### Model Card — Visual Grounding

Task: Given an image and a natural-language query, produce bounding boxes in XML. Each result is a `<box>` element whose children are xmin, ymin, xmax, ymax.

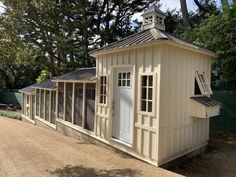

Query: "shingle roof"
<box><xmin>191</xmin><ymin>96</ymin><xmax>221</xmax><ymax>107</ymax></box>
<box><xmin>32</xmin><ymin>79</ymin><xmax>56</xmax><ymax>90</ymax></box>
<box><xmin>52</xmin><ymin>68</ymin><xmax>96</xmax><ymax>82</ymax></box>
<box><xmin>89</xmin><ymin>28</ymin><xmax>215</xmax><ymax>56</ymax></box>
<box><xmin>19</xmin><ymin>83</ymin><xmax>37</xmax><ymax>94</ymax></box>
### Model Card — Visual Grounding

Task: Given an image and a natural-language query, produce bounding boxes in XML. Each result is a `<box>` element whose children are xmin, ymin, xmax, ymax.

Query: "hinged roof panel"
<box><xmin>52</xmin><ymin>68</ymin><xmax>96</xmax><ymax>82</ymax></box>
<box><xmin>191</xmin><ymin>96</ymin><xmax>221</xmax><ymax>107</ymax></box>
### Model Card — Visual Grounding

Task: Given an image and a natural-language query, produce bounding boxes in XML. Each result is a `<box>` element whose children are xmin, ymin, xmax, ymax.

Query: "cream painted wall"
<box><xmin>92</xmin><ymin>41</ymin><xmax>214</xmax><ymax>166</ymax></box>
<box><xmin>158</xmin><ymin>45</ymin><xmax>212</xmax><ymax>165</ymax></box>
<box><xmin>96</xmin><ymin>45</ymin><xmax>162</xmax><ymax>164</ymax></box>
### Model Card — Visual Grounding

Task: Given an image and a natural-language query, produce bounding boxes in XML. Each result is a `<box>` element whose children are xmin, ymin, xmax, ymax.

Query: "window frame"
<box><xmin>195</xmin><ymin>71</ymin><xmax>213</xmax><ymax>95</ymax></box>
<box><xmin>139</xmin><ymin>73</ymin><xmax>156</xmax><ymax>116</ymax></box>
<box><xmin>98</xmin><ymin>75</ymin><xmax>108</xmax><ymax>106</ymax></box>
<box><xmin>117</xmin><ymin>71</ymin><xmax>132</xmax><ymax>88</ymax></box>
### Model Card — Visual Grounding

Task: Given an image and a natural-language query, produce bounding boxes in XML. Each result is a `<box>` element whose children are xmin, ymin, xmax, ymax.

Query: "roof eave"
<box><xmin>166</xmin><ymin>40</ymin><xmax>217</xmax><ymax>57</ymax></box>
<box><xmin>32</xmin><ymin>87</ymin><xmax>57</xmax><ymax>91</ymax></box>
<box><xmin>51</xmin><ymin>79</ymin><xmax>96</xmax><ymax>83</ymax></box>
<box><xmin>19</xmin><ymin>90</ymin><xmax>35</xmax><ymax>95</ymax></box>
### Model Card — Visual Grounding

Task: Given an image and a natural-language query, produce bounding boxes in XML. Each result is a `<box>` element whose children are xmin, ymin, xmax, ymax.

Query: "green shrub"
<box><xmin>0</xmin><ymin>110</ymin><xmax>22</xmax><ymax>120</ymax></box>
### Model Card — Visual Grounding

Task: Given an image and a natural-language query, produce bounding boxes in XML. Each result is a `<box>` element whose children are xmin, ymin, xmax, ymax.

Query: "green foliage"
<box><xmin>36</xmin><ymin>70</ymin><xmax>50</xmax><ymax>83</ymax></box>
<box><xmin>180</xmin><ymin>6</ymin><xmax>236</xmax><ymax>89</ymax></box>
<box><xmin>0</xmin><ymin>0</ymin><xmax>157</xmax><ymax>79</ymax></box>
<box><xmin>0</xmin><ymin>110</ymin><xmax>22</xmax><ymax>120</ymax></box>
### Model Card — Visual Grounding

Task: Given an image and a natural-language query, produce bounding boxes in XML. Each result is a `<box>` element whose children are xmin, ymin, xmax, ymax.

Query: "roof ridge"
<box><xmin>89</xmin><ymin>30</ymin><xmax>148</xmax><ymax>54</ymax></box>
<box><xmin>76</xmin><ymin>67</ymin><xmax>96</xmax><ymax>71</ymax></box>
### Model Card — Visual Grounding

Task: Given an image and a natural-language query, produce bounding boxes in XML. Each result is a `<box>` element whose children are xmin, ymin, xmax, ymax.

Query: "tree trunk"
<box><xmin>232</xmin><ymin>0</ymin><xmax>236</xmax><ymax>5</ymax></box>
<box><xmin>221</xmin><ymin>0</ymin><xmax>229</xmax><ymax>11</ymax></box>
<box><xmin>180</xmin><ymin>0</ymin><xmax>190</xmax><ymax>26</ymax></box>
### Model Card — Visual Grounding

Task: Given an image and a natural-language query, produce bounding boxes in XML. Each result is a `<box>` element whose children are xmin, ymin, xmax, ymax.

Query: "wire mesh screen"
<box><xmin>66</xmin><ymin>83</ymin><xmax>73</xmax><ymax>123</ymax></box>
<box><xmin>74</xmin><ymin>83</ymin><xmax>83</xmax><ymax>126</ymax></box>
<box><xmin>58</xmin><ymin>82</ymin><xmax>64</xmax><ymax>119</ymax></box>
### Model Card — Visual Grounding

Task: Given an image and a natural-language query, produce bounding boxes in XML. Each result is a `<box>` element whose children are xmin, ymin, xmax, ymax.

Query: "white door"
<box><xmin>112</xmin><ymin>68</ymin><xmax>133</xmax><ymax>144</ymax></box>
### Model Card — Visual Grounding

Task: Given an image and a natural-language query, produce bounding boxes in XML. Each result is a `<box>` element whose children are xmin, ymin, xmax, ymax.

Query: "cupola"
<box><xmin>141</xmin><ymin>4</ymin><xmax>166</xmax><ymax>31</ymax></box>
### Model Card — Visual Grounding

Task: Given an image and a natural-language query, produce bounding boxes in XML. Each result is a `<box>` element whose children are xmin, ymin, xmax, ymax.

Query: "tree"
<box><xmin>221</xmin><ymin>0</ymin><xmax>229</xmax><ymax>11</ymax></box>
<box><xmin>180</xmin><ymin>0</ymin><xmax>190</xmax><ymax>26</ymax></box>
<box><xmin>180</xmin><ymin>6</ymin><xmax>236</xmax><ymax>89</ymax></box>
<box><xmin>0</xmin><ymin>0</ymin><xmax>157</xmax><ymax>79</ymax></box>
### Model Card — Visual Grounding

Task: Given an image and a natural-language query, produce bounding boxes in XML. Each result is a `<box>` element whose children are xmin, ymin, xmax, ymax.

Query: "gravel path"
<box><xmin>0</xmin><ymin>117</ymin><xmax>182</xmax><ymax>177</ymax></box>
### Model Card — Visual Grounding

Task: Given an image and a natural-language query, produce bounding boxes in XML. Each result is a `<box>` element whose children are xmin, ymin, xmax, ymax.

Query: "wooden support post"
<box><xmin>82</xmin><ymin>83</ymin><xmax>86</xmax><ymax>128</ymax></box>
<box><xmin>29</xmin><ymin>95</ymin><xmax>32</xmax><ymax>119</ymax></box>
<box><xmin>72</xmin><ymin>82</ymin><xmax>75</xmax><ymax>124</ymax></box>
<box><xmin>22</xmin><ymin>93</ymin><xmax>24</xmax><ymax>115</ymax></box>
<box><xmin>56</xmin><ymin>83</ymin><xmax>59</xmax><ymax>119</ymax></box>
<box><xmin>43</xmin><ymin>90</ymin><xmax>46</xmax><ymax>120</ymax></box>
<box><xmin>63</xmin><ymin>82</ymin><xmax>66</xmax><ymax>121</ymax></box>
<box><xmin>39</xmin><ymin>89</ymin><xmax>41</xmax><ymax>118</ymax></box>
<box><xmin>94</xmin><ymin>81</ymin><xmax>98</xmax><ymax>135</ymax></box>
<box><xmin>49</xmin><ymin>90</ymin><xmax>52</xmax><ymax>123</ymax></box>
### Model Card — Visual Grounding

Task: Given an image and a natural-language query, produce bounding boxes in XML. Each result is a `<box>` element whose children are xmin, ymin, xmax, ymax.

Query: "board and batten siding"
<box><xmin>95</xmin><ymin>44</ymin><xmax>162</xmax><ymax>164</ymax></box>
<box><xmin>158</xmin><ymin>45</ymin><xmax>212</xmax><ymax>165</ymax></box>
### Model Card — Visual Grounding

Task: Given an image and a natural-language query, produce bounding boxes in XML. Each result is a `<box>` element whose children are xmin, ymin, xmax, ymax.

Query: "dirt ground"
<box><xmin>0</xmin><ymin>116</ymin><xmax>181</xmax><ymax>177</ymax></box>
<box><xmin>170</xmin><ymin>132</ymin><xmax>236</xmax><ymax>177</ymax></box>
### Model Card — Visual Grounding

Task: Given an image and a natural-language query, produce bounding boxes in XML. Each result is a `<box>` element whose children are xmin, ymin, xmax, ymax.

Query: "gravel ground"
<box><xmin>0</xmin><ymin>116</ymin><xmax>181</xmax><ymax>177</ymax></box>
<box><xmin>170</xmin><ymin>132</ymin><xmax>236</xmax><ymax>177</ymax></box>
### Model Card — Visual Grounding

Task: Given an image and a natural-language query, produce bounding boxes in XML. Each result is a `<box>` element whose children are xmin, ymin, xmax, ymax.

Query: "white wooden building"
<box><xmin>19</xmin><ymin>5</ymin><xmax>221</xmax><ymax>167</ymax></box>
<box><xmin>89</xmin><ymin>5</ymin><xmax>221</xmax><ymax>166</ymax></box>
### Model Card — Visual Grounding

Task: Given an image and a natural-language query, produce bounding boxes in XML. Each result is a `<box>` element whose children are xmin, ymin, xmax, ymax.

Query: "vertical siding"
<box><xmin>96</xmin><ymin>45</ymin><xmax>161</xmax><ymax>164</ymax></box>
<box><xmin>158</xmin><ymin>45</ymin><xmax>212</xmax><ymax>164</ymax></box>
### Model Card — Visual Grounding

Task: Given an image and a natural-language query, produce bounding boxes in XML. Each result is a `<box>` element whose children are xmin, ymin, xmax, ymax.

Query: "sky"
<box><xmin>132</xmin><ymin>0</ymin><xmax>227</xmax><ymax>22</ymax></box>
<box><xmin>160</xmin><ymin>0</ymin><xmax>225</xmax><ymax>11</ymax></box>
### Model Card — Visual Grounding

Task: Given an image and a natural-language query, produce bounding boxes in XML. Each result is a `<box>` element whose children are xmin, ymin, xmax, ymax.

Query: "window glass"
<box><xmin>117</xmin><ymin>72</ymin><xmax>131</xmax><ymax>88</ymax></box>
<box><xmin>195</xmin><ymin>72</ymin><xmax>212</xmax><ymax>95</ymax></box>
<box><xmin>141</xmin><ymin>75</ymin><xmax>154</xmax><ymax>113</ymax></box>
<box><xmin>99</xmin><ymin>76</ymin><xmax>107</xmax><ymax>104</ymax></box>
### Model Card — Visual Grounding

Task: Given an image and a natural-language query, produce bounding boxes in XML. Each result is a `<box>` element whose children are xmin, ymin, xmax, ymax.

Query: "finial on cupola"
<box><xmin>141</xmin><ymin>4</ymin><xmax>166</xmax><ymax>31</ymax></box>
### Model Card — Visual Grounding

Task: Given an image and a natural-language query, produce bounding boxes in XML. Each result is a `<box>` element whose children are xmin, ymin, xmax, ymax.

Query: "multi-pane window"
<box><xmin>99</xmin><ymin>76</ymin><xmax>107</xmax><ymax>104</ymax></box>
<box><xmin>195</xmin><ymin>71</ymin><xmax>212</xmax><ymax>95</ymax></box>
<box><xmin>156</xmin><ymin>16</ymin><xmax>163</xmax><ymax>24</ymax></box>
<box><xmin>118</xmin><ymin>72</ymin><xmax>131</xmax><ymax>87</ymax></box>
<box><xmin>141</xmin><ymin>75</ymin><xmax>153</xmax><ymax>113</ymax></box>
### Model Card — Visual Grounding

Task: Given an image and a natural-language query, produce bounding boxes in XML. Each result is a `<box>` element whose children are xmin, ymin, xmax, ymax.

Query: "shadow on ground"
<box><xmin>48</xmin><ymin>165</ymin><xmax>140</xmax><ymax>177</ymax></box>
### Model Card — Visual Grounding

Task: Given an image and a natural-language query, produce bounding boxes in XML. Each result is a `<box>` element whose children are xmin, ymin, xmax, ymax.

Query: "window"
<box><xmin>195</xmin><ymin>71</ymin><xmax>212</xmax><ymax>95</ymax></box>
<box><xmin>99</xmin><ymin>76</ymin><xmax>107</xmax><ymax>104</ymax></box>
<box><xmin>141</xmin><ymin>75</ymin><xmax>153</xmax><ymax>113</ymax></box>
<box><xmin>156</xmin><ymin>16</ymin><xmax>163</xmax><ymax>24</ymax></box>
<box><xmin>118</xmin><ymin>72</ymin><xmax>131</xmax><ymax>87</ymax></box>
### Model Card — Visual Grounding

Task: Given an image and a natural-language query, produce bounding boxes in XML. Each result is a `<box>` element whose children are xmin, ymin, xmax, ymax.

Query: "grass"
<box><xmin>0</xmin><ymin>110</ymin><xmax>22</xmax><ymax>120</ymax></box>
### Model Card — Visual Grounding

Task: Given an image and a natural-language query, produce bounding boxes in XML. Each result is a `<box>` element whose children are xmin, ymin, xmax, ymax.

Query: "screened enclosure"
<box><xmin>56</xmin><ymin>81</ymin><xmax>96</xmax><ymax>132</ymax></box>
<box><xmin>52</xmin><ymin>68</ymin><xmax>96</xmax><ymax>133</ymax></box>
<box><xmin>35</xmin><ymin>88</ymin><xmax>57</xmax><ymax>125</ymax></box>
<box><xmin>19</xmin><ymin>84</ymin><xmax>37</xmax><ymax>123</ymax></box>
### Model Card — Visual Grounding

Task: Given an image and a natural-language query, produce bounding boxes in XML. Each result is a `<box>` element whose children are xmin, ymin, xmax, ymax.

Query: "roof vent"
<box><xmin>141</xmin><ymin>4</ymin><xmax>166</xmax><ymax>31</ymax></box>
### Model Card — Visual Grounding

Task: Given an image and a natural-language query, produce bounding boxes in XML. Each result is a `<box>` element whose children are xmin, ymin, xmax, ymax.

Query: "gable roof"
<box><xmin>90</xmin><ymin>28</ymin><xmax>215</xmax><ymax>57</ymax></box>
<box><xmin>32</xmin><ymin>79</ymin><xmax>56</xmax><ymax>90</ymax></box>
<box><xmin>19</xmin><ymin>83</ymin><xmax>37</xmax><ymax>94</ymax></box>
<box><xmin>52</xmin><ymin>68</ymin><xmax>96</xmax><ymax>82</ymax></box>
